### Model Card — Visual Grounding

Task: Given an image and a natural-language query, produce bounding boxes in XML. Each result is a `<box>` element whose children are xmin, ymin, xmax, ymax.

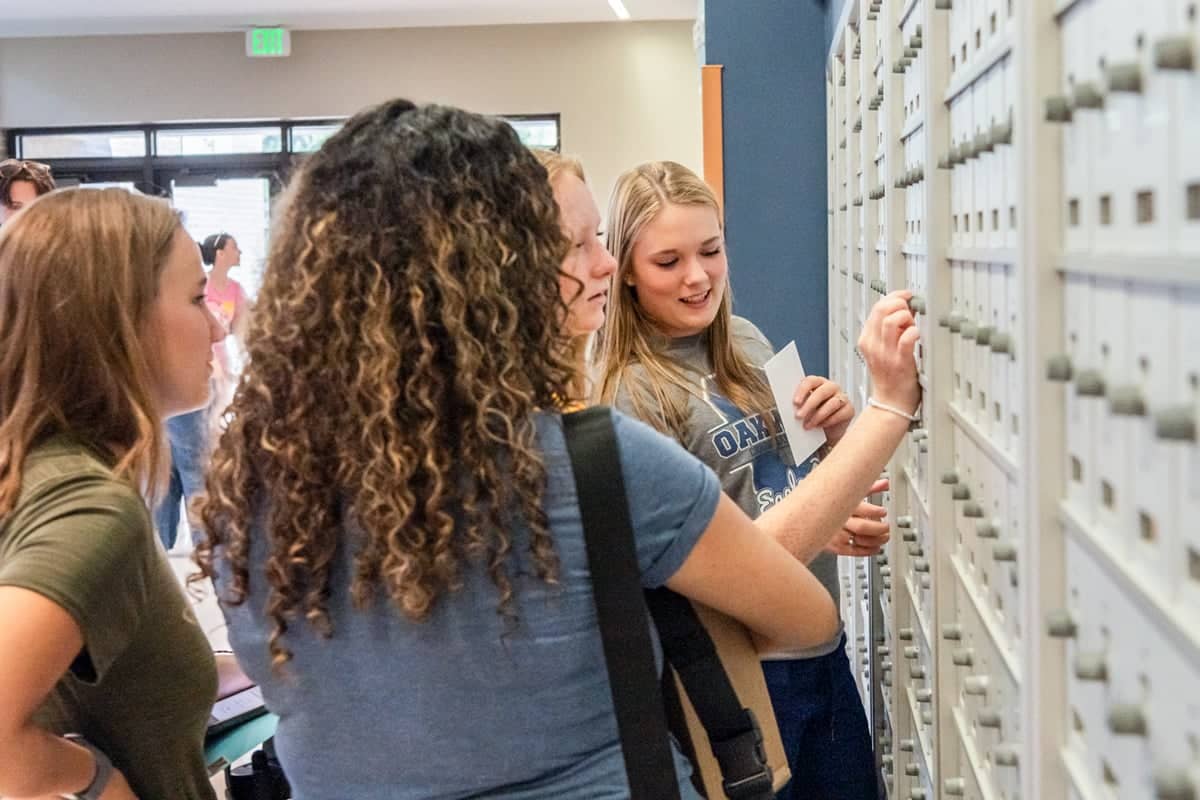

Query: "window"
<box><xmin>20</xmin><ymin>130</ymin><xmax>146</xmax><ymax>159</ymax></box>
<box><xmin>290</xmin><ymin>124</ymin><xmax>342</xmax><ymax>153</ymax></box>
<box><xmin>10</xmin><ymin>112</ymin><xmax>562</xmax><ymax>295</ymax></box>
<box><xmin>12</xmin><ymin>115</ymin><xmax>559</xmax><ymax>168</ymax></box>
<box><xmin>507</xmin><ymin>116</ymin><xmax>561</xmax><ymax>150</ymax></box>
<box><xmin>172</xmin><ymin>177</ymin><xmax>272</xmax><ymax>299</ymax></box>
<box><xmin>156</xmin><ymin>127</ymin><xmax>282</xmax><ymax>156</ymax></box>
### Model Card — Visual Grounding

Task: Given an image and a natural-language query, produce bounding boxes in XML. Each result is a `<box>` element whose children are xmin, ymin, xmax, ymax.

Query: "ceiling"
<box><xmin>0</xmin><ymin>0</ymin><xmax>697</xmax><ymax>38</ymax></box>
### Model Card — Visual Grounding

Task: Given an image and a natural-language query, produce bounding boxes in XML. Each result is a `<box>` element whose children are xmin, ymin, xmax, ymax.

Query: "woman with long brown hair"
<box><xmin>0</xmin><ymin>188</ymin><xmax>225</xmax><ymax>799</ymax></box>
<box><xmin>195</xmin><ymin>100</ymin><xmax>845</xmax><ymax>799</ymax></box>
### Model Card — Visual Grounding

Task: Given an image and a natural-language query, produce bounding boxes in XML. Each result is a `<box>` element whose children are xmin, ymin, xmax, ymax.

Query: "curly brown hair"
<box><xmin>194</xmin><ymin>100</ymin><xmax>578</xmax><ymax>671</ymax></box>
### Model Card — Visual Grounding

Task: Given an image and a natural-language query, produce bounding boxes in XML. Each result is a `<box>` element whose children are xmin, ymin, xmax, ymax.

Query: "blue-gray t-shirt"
<box><xmin>216</xmin><ymin>410</ymin><xmax>721</xmax><ymax>799</ymax></box>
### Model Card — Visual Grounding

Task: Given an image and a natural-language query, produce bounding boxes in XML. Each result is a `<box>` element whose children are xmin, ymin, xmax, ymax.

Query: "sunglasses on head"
<box><xmin>0</xmin><ymin>159</ymin><xmax>52</xmax><ymax>178</ymax></box>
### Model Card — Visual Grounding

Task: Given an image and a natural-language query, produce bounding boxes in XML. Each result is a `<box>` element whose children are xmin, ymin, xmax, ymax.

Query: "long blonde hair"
<box><xmin>595</xmin><ymin>161</ymin><xmax>775</xmax><ymax>440</ymax></box>
<box><xmin>0</xmin><ymin>188</ymin><xmax>180</xmax><ymax>512</ymax></box>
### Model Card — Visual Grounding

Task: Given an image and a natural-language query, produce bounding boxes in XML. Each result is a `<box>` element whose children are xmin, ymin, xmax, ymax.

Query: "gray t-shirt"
<box><xmin>216</xmin><ymin>410</ymin><xmax>720</xmax><ymax>799</ymax></box>
<box><xmin>613</xmin><ymin>317</ymin><xmax>842</xmax><ymax>660</ymax></box>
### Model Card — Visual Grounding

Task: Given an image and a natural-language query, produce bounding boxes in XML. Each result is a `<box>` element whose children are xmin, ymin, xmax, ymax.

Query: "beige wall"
<box><xmin>0</xmin><ymin>21</ymin><xmax>702</xmax><ymax>207</ymax></box>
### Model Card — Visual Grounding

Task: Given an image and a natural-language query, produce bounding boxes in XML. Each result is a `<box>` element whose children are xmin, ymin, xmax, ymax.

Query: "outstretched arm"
<box><xmin>756</xmin><ymin>291</ymin><xmax>921</xmax><ymax>563</ymax></box>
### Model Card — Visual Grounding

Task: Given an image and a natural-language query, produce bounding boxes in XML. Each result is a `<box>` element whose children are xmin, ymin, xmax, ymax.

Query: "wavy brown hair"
<box><xmin>194</xmin><ymin>100</ymin><xmax>578</xmax><ymax>670</ymax></box>
<box><xmin>0</xmin><ymin>188</ymin><xmax>179</xmax><ymax>514</ymax></box>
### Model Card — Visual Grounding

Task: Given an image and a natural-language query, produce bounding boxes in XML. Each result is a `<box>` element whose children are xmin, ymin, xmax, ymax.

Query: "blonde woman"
<box><xmin>195</xmin><ymin>100</ymin><xmax>842</xmax><ymax>799</ymax></box>
<box><xmin>0</xmin><ymin>189</ymin><xmax>225</xmax><ymax>799</ymax></box>
<box><xmin>597</xmin><ymin>160</ymin><xmax>922</xmax><ymax>800</ymax></box>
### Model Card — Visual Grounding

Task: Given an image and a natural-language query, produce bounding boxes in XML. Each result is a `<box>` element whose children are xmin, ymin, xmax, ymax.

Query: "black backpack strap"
<box><xmin>645</xmin><ymin>589</ymin><xmax>775</xmax><ymax>800</ymax></box>
<box><xmin>660</xmin><ymin>665</ymin><xmax>706</xmax><ymax>796</ymax></box>
<box><xmin>562</xmin><ymin>407</ymin><xmax>682</xmax><ymax>800</ymax></box>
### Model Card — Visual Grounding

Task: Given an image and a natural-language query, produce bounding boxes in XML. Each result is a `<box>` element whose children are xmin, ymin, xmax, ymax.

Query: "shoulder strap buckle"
<box><xmin>711</xmin><ymin>709</ymin><xmax>774</xmax><ymax>800</ymax></box>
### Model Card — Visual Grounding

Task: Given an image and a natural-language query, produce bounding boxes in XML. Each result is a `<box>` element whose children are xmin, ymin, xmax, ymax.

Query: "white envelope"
<box><xmin>764</xmin><ymin>341</ymin><xmax>828</xmax><ymax>466</ymax></box>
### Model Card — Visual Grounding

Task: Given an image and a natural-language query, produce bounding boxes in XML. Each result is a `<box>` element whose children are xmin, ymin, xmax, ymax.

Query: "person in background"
<box><xmin>155</xmin><ymin>232</ymin><xmax>248</xmax><ymax>550</ymax></box>
<box><xmin>194</xmin><ymin>99</ymin><xmax>841</xmax><ymax>799</ymax></box>
<box><xmin>0</xmin><ymin>188</ymin><xmax>224</xmax><ymax>800</ymax></box>
<box><xmin>199</xmin><ymin>232</ymin><xmax>250</xmax><ymax>391</ymax></box>
<box><xmin>597</xmin><ymin>160</ymin><xmax>922</xmax><ymax>800</ymax></box>
<box><xmin>0</xmin><ymin>159</ymin><xmax>56</xmax><ymax>224</ymax></box>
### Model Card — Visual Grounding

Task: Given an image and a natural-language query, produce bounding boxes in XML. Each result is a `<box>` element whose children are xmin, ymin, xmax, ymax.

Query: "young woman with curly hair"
<box><xmin>194</xmin><ymin>100</ymin><xmax>843</xmax><ymax>799</ymax></box>
<box><xmin>0</xmin><ymin>188</ymin><xmax>225</xmax><ymax>800</ymax></box>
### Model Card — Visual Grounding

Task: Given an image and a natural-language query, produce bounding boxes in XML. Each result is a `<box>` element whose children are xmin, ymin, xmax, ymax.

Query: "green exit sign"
<box><xmin>246</xmin><ymin>27</ymin><xmax>291</xmax><ymax>57</ymax></box>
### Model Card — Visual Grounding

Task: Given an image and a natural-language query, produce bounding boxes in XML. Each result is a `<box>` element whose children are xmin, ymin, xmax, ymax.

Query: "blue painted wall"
<box><xmin>704</xmin><ymin>0</ymin><xmax>830</xmax><ymax>376</ymax></box>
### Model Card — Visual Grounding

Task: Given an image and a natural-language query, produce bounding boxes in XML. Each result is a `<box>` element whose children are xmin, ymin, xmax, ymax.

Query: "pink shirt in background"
<box><xmin>205</xmin><ymin>277</ymin><xmax>246</xmax><ymax>381</ymax></box>
<box><xmin>206</xmin><ymin>277</ymin><xmax>245</xmax><ymax>335</ymax></box>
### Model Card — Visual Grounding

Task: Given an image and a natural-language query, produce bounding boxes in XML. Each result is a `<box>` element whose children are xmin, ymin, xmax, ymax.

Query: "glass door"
<box><xmin>168</xmin><ymin>175</ymin><xmax>273</xmax><ymax>299</ymax></box>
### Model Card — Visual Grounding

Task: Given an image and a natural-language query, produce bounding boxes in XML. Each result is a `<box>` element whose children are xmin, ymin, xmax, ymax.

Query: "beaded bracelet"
<box><xmin>867</xmin><ymin>396</ymin><xmax>920</xmax><ymax>422</ymax></box>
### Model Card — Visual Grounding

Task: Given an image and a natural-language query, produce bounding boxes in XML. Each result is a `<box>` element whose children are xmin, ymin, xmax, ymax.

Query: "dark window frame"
<box><xmin>6</xmin><ymin>113</ymin><xmax>561</xmax><ymax>197</ymax></box>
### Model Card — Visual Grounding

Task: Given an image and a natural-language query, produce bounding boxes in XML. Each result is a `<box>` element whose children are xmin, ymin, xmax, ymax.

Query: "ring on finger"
<box><xmin>848</xmin><ymin>534</ymin><xmax>856</xmax><ymax>548</ymax></box>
